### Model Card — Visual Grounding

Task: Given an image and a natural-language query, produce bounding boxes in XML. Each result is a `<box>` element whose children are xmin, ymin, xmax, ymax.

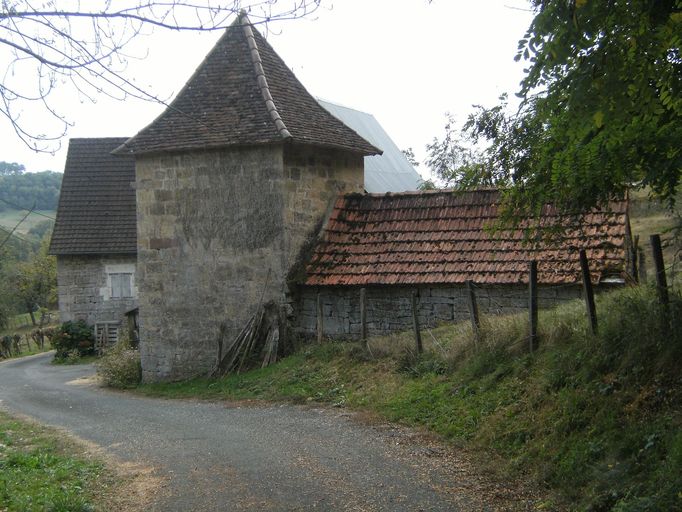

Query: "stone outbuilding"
<box><xmin>295</xmin><ymin>189</ymin><xmax>631</xmax><ymax>337</ymax></box>
<box><xmin>113</xmin><ymin>13</ymin><xmax>381</xmax><ymax>381</ymax></box>
<box><xmin>49</xmin><ymin>138</ymin><xmax>138</xmax><ymax>335</ymax></box>
<box><xmin>50</xmin><ymin>14</ymin><xmax>632</xmax><ymax>383</ymax></box>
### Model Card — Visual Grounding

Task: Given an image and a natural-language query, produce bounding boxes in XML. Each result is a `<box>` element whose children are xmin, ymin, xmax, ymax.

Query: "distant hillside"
<box><xmin>0</xmin><ymin>209</ymin><xmax>56</xmax><ymax>237</ymax></box>
<box><xmin>0</xmin><ymin>171</ymin><xmax>62</xmax><ymax>213</ymax></box>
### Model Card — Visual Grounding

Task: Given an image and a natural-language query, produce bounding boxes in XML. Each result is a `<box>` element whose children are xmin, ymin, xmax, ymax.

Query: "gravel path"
<box><xmin>0</xmin><ymin>352</ymin><xmax>533</xmax><ymax>511</ymax></box>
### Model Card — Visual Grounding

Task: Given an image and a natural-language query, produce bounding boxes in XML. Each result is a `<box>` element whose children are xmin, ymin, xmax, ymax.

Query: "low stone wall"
<box><xmin>294</xmin><ymin>284</ymin><xmax>585</xmax><ymax>338</ymax></box>
<box><xmin>56</xmin><ymin>254</ymin><xmax>138</xmax><ymax>325</ymax></box>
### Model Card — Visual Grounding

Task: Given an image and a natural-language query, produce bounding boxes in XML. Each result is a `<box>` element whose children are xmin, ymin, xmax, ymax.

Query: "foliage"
<box><xmin>140</xmin><ymin>286</ymin><xmax>682</xmax><ymax>510</ymax></box>
<box><xmin>12</xmin><ymin>234</ymin><xmax>57</xmax><ymax>324</ymax></box>
<box><xmin>0</xmin><ymin>161</ymin><xmax>25</xmax><ymax>175</ymax></box>
<box><xmin>424</xmin><ymin>113</ymin><xmax>500</xmax><ymax>188</ymax></box>
<box><xmin>459</xmin><ymin>0</ymin><xmax>682</xmax><ymax>217</ymax></box>
<box><xmin>401</xmin><ymin>147</ymin><xmax>421</xmax><ymax>168</ymax></box>
<box><xmin>51</xmin><ymin>320</ymin><xmax>94</xmax><ymax>360</ymax></box>
<box><xmin>0</xmin><ymin>245</ymin><xmax>21</xmax><ymax>327</ymax></box>
<box><xmin>26</xmin><ymin>219</ymin><xmax>55</xmax><ymax>240</ymax></box>
<box><xmin>0</xmin><ymin>411</ymin><xmax>107</xmax><ymax>512</ymax></box>
<box><xmin>0</xmin><ymin>294</ymin><xmax>11</xmax><ymax>330</ymax></box>
<box><xmin>96</xmin><ymin>333</ymin><xmax>142</xmax><ymax>388</ymax></box>
<box><xmin>0</xmin><ymin>171</ymin><xmax>62</xmax><ymax>212</ymax></box>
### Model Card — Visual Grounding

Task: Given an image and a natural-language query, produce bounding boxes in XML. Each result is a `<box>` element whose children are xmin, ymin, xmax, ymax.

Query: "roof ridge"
<box><xmin>240</xmin><ymin>14</ymin><xmax>291</xmax><ymax>140</ymax></box>
<box><xmin>345</xmin><ymin>188</ymin><xmax>501</xmax><ymax>199</ymax></box>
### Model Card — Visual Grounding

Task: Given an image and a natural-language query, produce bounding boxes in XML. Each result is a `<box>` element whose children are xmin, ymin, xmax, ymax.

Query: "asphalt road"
<box><xmin>0</xmin><ymin>352</ymin><xmax>519</xmax><ymax>511</ymax></box>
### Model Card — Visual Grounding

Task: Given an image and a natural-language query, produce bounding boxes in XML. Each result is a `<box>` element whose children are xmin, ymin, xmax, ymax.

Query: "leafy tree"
<box><xmin>1</xmin><ymin>1</ymin><xmax>321</xmax><ymax>152</ymax></box>
<box><xmin>0</xmin><ymin>161</ymin><xmax>25</xmax><ymax>175</ymax></box>
<box><xmin>401</xmin><ymin>148</ymin><xmax>421</xmax><ymax>168</ymax></box>
<box><xmin>0</xmin><ymin>242</ymin><xmax>21</xmax><ymax>329</ymax></box>
<box><xmin>0</xmin><ymin>171</ymin><xmax>62</xmax><ymax>212</ymax></box>
<box><xmin>460</xmin><ymin>0</ymin><xmax>681</xmax><ymax>216</ymax></box>
<box><xmin>13</xmin><ymin>234</ymin><xmax>57</xmax><ymax>325</ymax></box>
<box><xmin>425</xmin><ymin>113</ymin><xmax>499</xmax><ymax>189</ymax></box>
<box><xmin>27</xmin><ymin>220</ymin><xmax>55</xmax><ymax>240</ymax></box>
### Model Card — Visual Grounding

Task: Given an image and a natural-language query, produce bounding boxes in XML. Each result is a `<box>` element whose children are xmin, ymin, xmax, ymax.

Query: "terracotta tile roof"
<box><xmin>304</xmin><ymin>189</ymin><xmax>629</xmax><ymax>286</ymax></box>
<box><xmin>115</xmin><ymin>14</ymin><xmax>379</xmax><ymax>157</ymax></box>
<box><xmin>49</xmin><ymin>138</ymin><xmax>136</xmax><ymax>255</ymax></box>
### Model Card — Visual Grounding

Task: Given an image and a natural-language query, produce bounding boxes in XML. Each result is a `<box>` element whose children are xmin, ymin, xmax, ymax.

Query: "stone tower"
<box><xmin>114</xmin><ymin>14</ymin><xmax>378</xmax><ymax>382</ymax></box>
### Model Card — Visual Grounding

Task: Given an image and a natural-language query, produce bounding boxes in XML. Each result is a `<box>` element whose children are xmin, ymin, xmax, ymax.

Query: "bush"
<box><xmin>96</xmin><ymin>336</ymin><xmax>141</xmax><ymax>388</ymax></box>
<box><xmin>51</xmin><ymin>320</ymin><xmax>94</xmax><ymax>360</ymax></box>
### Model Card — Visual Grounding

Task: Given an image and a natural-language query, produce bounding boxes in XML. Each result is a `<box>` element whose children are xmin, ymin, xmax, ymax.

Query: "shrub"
<box><xmin>96</xmin><ymin>336</ymin><xmax>141</xmax><ymax>388</ymax></box>
<box><xmin>51</xmin><ymin>320</ymin><xmax>94</xmax><ymax>360</ymax></box>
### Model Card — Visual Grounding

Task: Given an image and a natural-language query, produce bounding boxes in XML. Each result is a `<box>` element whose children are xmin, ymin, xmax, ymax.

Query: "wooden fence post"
<box><xmin>650</xmin><ymin>234</ymin><xmax>669</xmax><ymax>308</ymax></box>
<box><xmin>316</xmin><ymin>292</ymin><xmax>323</xmax><ymax>344</ymax></box>
<box><xmin>528</xmin><ymin>261</ymin><xmax>538</xmax><ymax>353</ymax></box>
<box><xmin>638</xmin><ymin>247</ymin><xmax>647</xmax><ymax>283</ymax></box>
<box><xmin>631</xmin><ymin>235</ymin><xmax>639</xmax><ymax>283</ymax></box>
<box><xmin>411</xmin><ymin>290</ymin><xmax>423</xmax><ymax>354</ymax></box>
<box><xmin>360</xmin><ymin>288</ymin><xmax>367</xmax><ymax>348</ymax></box>
<box><xmin>579</xmin><ymin>250</ymin><xmax>598</xmax><ymax>335</ymax></box>
<box><xmin>278</xmin><ymin>305</ymin><xmax>288</xmax><ymax>354</ymax></box>
<box><xmin>465</xmin><ymin>280</ymin><xmax>480</xmax><ymax>345</ymax></box>
<box><xmin>650</xmin><ymin>234</ymin><xmax>670</xmax><ymax>331</ymax></box>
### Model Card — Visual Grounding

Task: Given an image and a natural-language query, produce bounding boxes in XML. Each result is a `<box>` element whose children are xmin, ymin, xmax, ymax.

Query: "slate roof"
<box><xmin>49</xmin><ymin>138</ymin><xmax>136</xmax><ymax>255</ymax></box>
<box><xmin>318</xmin><ymin>99</ymin><xmax>423</xmax><ymax>193</ymax></box>
<box><xmin>304</xmin><ymin>189</ymin><xmax>629</xmax><ymax>286</ymax></box>
<box><xmin>116</xmin><ymin>15</ymin><xmax>379</xmax><ymax>157</ymax></box>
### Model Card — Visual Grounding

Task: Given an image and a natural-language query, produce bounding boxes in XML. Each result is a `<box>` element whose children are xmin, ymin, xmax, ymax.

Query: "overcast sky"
<box><xmin>1</xmin><ymin>0</ymin><xmax>534</xmax><ymax>181</ymax></box>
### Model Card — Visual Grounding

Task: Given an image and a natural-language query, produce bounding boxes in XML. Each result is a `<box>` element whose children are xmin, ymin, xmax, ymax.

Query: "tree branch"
<box><xmin>0</xmin><ymin>0</ymin><xmax>322</xmax><ymax>152</ymax></box>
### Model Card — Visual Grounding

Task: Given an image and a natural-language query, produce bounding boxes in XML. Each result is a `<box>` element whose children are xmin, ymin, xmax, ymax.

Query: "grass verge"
<box><xmin>0</xmin><ymin>411</ymin><xmax>112</xmax><ymax>511</ymax></box>
<box><xmin>137</xmin><ymin>285</ymin><xmax>682</xmax><ymax>511</ymax></box>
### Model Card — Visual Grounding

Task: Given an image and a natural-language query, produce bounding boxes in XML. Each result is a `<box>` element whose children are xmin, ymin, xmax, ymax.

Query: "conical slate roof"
<box><xmin>116</xmin><ymin>14</ymin><xmax>379</xmax><ymax>156</ymax></box>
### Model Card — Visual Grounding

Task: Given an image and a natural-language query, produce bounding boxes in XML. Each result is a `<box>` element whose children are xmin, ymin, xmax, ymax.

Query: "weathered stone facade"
<box><xmin>56</xmin><ymin>255</ymin><xmax>138</xmax><ymax>325</ymax></box>
<box><xmin>136</xmin><ymin>143</ymin><xmax>363</xmax><ymax>381</ymax></box>
<box><xmin>294</xmin><ymin>284</ymin><xmax>587</xmax><ymax>338</ymax></box>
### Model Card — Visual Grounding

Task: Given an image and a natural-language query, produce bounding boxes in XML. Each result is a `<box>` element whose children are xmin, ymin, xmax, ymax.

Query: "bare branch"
<box><xmin>0</xmin><ymin>0</ymin><xmax>322</xmax><ymax>151</ymax></box>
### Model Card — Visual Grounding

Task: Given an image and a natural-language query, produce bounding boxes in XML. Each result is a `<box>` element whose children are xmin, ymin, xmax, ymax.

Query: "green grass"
<box><xmin>628</xmin><ymin>188</ymin><xmax>680</xmax><ymax>281</ymax></box>
<box><xmin>0</xmin><ymin>209</ymin><xmax>55</xmax><ymax>236</ymax></box>
<box><xmin>138</xmin><ymin>286</ymin><xmax>682</xmax><ymax>511</ymax></box>
<box><xmin>0</xmin><ymin>411</ymin><xmax>110</xmax><ymax>511</ymax></box>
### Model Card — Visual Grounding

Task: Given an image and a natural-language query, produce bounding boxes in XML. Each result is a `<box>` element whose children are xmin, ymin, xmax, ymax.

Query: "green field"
<box><xmin>0</xmin><ymin>208</ymin><xmax>55</xmax><ymax>237</ymax></box>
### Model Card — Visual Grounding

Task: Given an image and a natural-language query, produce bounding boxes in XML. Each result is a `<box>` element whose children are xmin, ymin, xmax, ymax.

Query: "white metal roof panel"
<box><xmin>318</xmin><ymin>100</ymin><xmax>423</xmax><ymax>193</ymax></box>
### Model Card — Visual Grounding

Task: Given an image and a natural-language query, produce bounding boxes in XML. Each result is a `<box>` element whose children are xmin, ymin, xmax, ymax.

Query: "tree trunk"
<box><xmin>28</xmin><ymin>308</ymin><xmax>36</xmax><ymax>326</ymax></box>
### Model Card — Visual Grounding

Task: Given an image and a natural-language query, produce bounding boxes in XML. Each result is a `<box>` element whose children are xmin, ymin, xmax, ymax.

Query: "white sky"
<box><xmin>1</xmin><ymin>0</ymin><xmax>534</xmax><ymax>180</ymax></box>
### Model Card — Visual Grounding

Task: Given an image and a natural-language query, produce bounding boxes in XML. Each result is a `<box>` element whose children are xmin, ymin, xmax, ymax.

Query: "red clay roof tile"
<box><xmin>304</xmin><ymin>189</ymin><xmax>629</xmax><ymax>286</ymax></box>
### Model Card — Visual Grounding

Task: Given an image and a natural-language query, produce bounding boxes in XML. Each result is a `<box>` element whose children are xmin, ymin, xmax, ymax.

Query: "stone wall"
<box><xmin>56</xmin><ymin>255</ymin><xmax>138</xmax><ymax>325</ymax></box>
<box><xmin>136</xmin><ymin>144</ymin><xmax>365</xmax><ymax>382</ymax></box>
<box><xmin>282</xmin><ymin>144</ymin><xmax>364</xmax><ymax>279</ymax></box>
<box><xmin>294</xmin><ymin>284</ymin><xmax>586</xmax><ymax>338</ymax></box>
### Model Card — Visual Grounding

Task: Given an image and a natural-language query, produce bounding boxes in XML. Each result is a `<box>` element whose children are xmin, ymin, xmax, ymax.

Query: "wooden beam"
<box><xmin>411</xmin><ymin>290</ymin><xmax>423</xmax><ymax>354</ymax></box>
<box><xmin>316</xmin><ymin>292</ymin><xmax>323</xmax><ymax>344</ymax></box>
<box><xmin>528</xmin><ymin>261</ymin><xmax>538</xmax><ymax>353</ymax></box>
<box><xmin>465</xmin><ymin>280</ymin><xmax>480</xmax><ymax>345</ymax></box>
<box><xmin>360</xmin><ymin>288</ymin><xmax>367</xmax><ymax>348</ymax></box>
<box><xmin>579</xmin><ymin>250</ymin><xmax>598</xmax><ymax>335</ymax></box>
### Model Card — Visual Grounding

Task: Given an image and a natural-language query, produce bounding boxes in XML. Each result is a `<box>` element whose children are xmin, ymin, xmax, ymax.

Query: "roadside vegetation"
<box><xmin>96</xmin><ymin>332</ymin><xmax>141</xmax><ymax>388</ymax></box>
<box><xmin>0</xmin><ymin>311</ymin><xmax>57</xmax><ymax>361</ymax></box>
<box><xmin>0</xmin><ymin>411</ymin><xmax>111</xmax><ymax>512</ymax></box>
<box><xmin>137</xmin><ymin>285</ymin><xmax>682</xmax><ymax>511</ymax></box>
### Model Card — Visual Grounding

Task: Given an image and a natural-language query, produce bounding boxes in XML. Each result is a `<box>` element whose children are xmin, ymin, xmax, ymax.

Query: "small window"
<box><xmin>110</xmin><ymin>273</ymin><xmax>133</xmax><ymax>298</ymax></box>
